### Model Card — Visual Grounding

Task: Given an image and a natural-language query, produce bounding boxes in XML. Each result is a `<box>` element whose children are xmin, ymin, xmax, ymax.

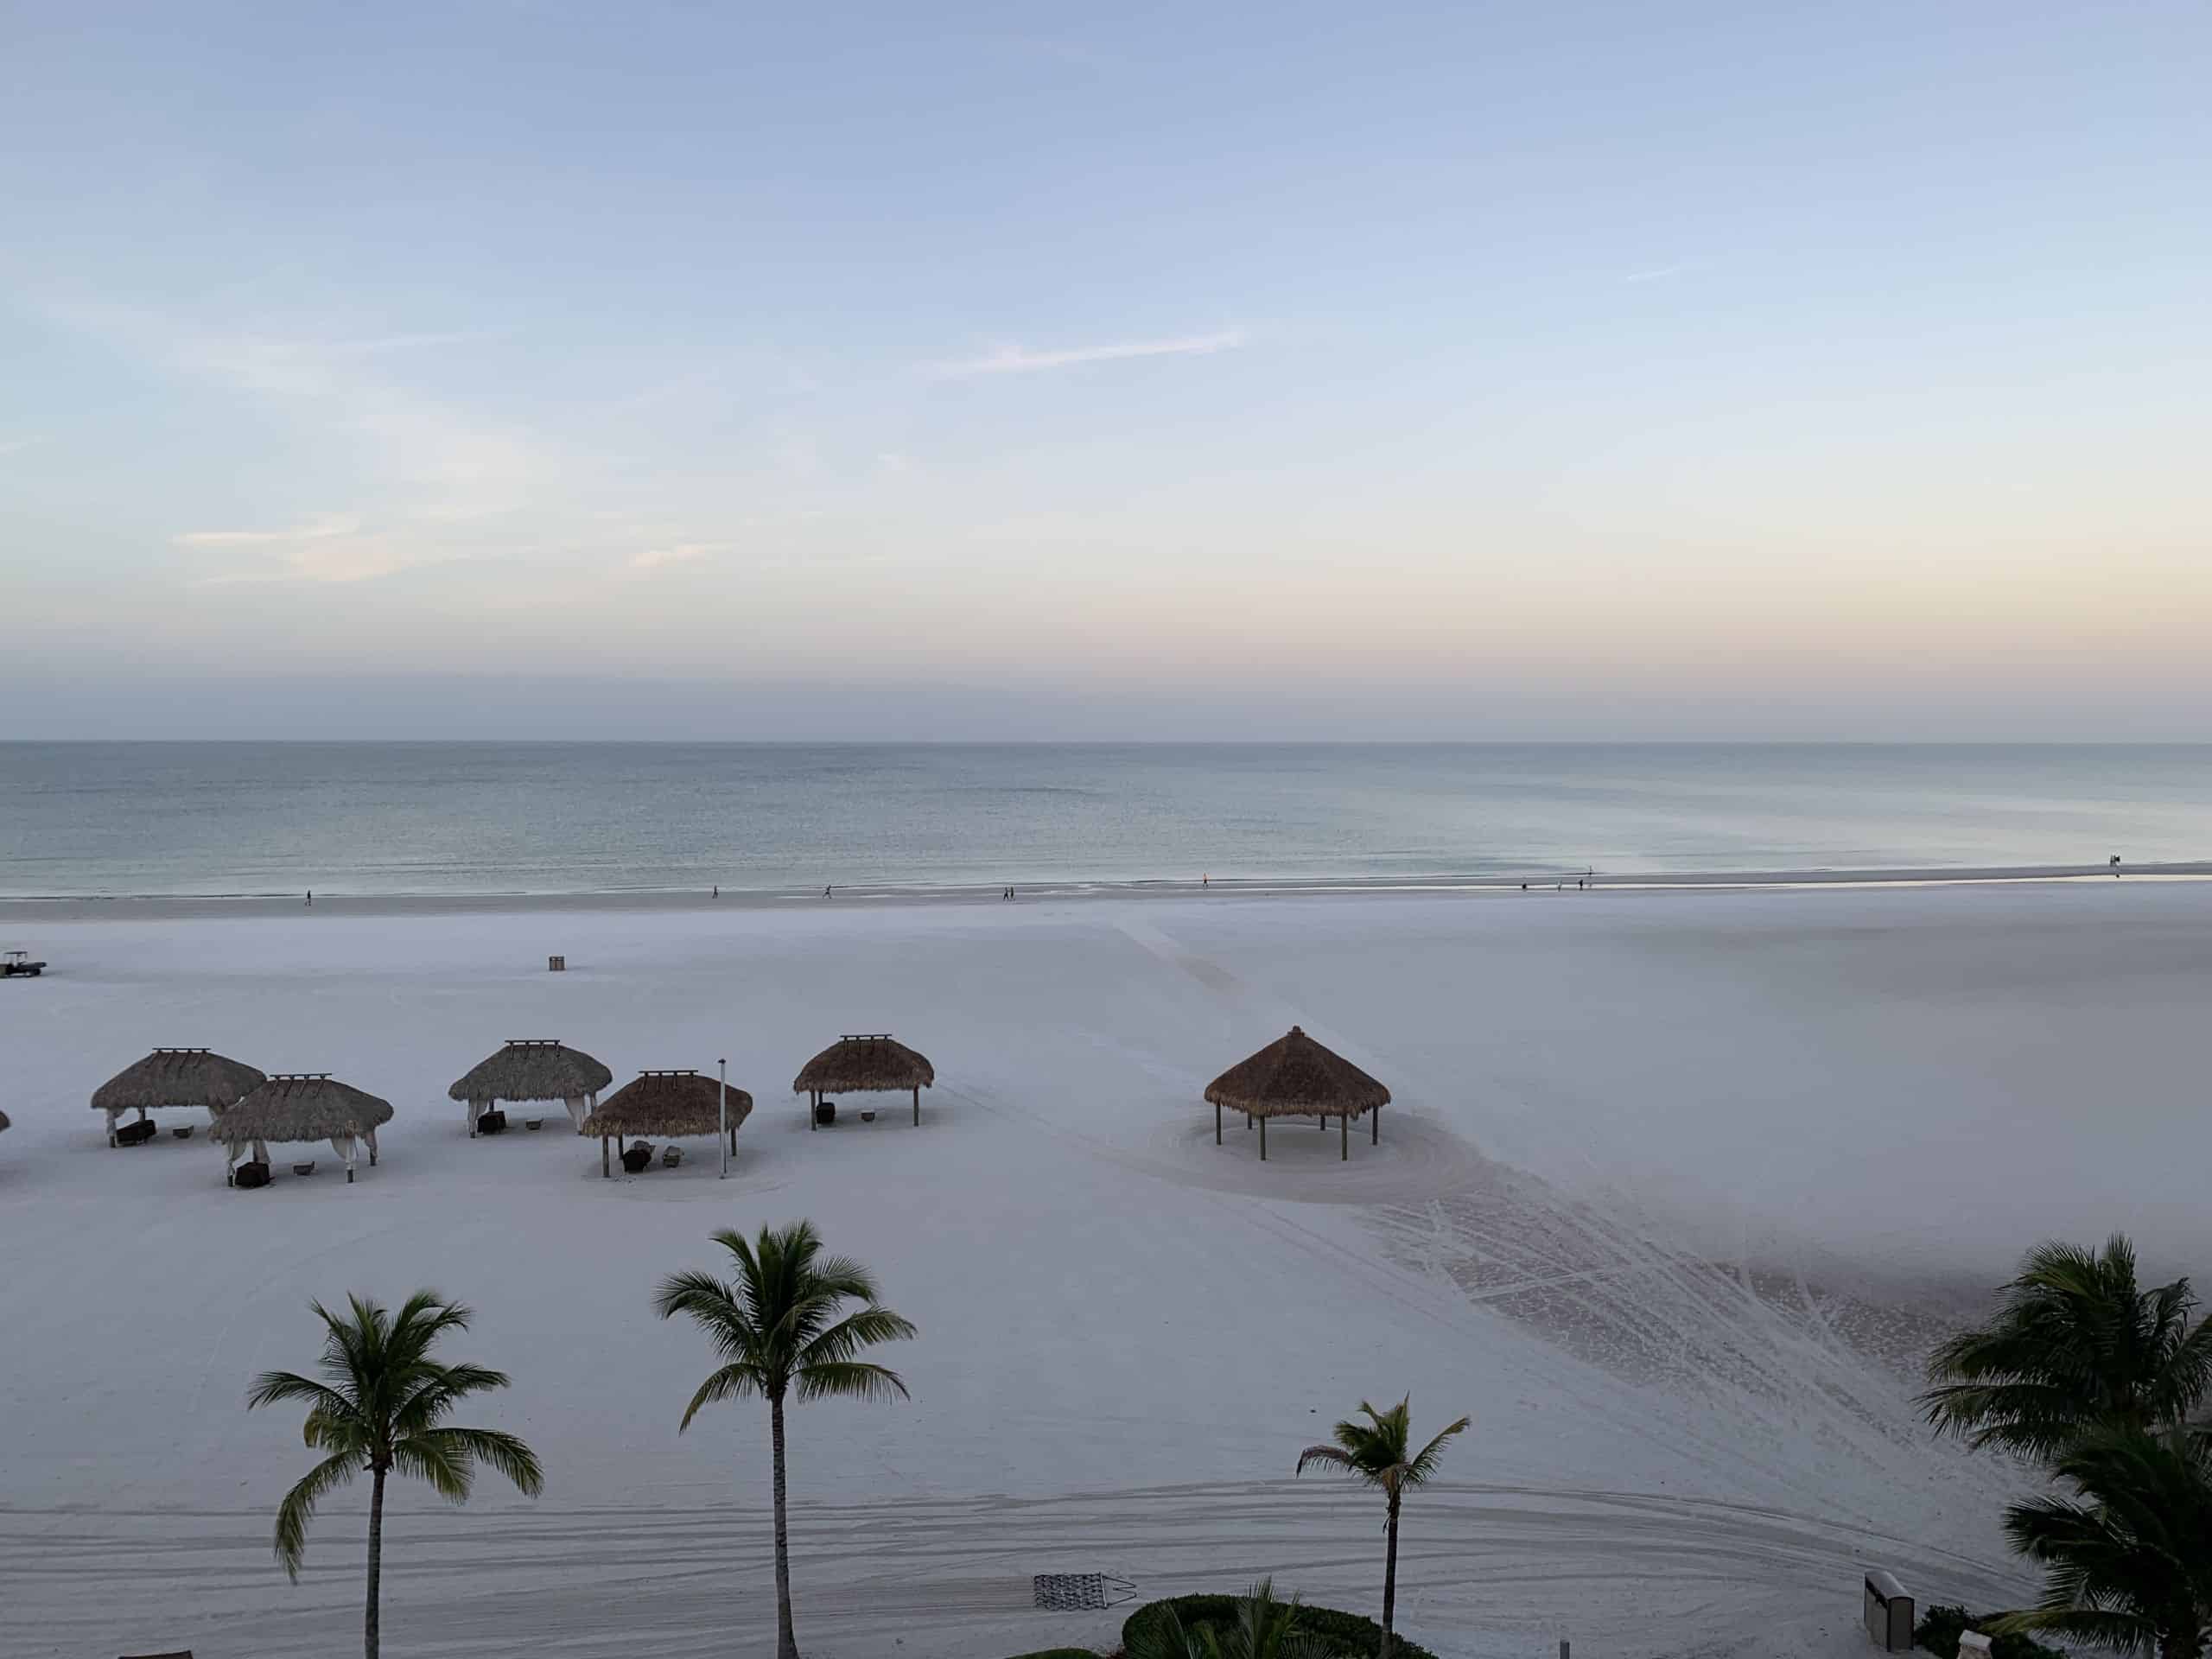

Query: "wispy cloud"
<box><xmin>926</xmin><ymin>328</ymin><xmax>1247</xmax><ymax>378</ymax></box>
<box><xmin>1623</xmin><ymin>261</ymin><xmax>1702</xmax><ymax>284</ymax></box>
<box><xmin>0</xmin><ymin>435</ymin><xmax>41</xmax><ymax>458</ymax></box>
<box><xmin>627</xmin><ymin>542</ymin><xmax>717</xmax><ymax>572</ymax></box>
<box><xmin>176</xmin><ymin>513</ymin><xmax>362</xmax><ymax>548</ymax></box>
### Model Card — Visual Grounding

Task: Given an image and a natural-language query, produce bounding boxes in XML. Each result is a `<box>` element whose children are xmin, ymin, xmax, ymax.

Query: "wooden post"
<box><xmin>1373</xmin><ymin>1104</ymin><xmax>1379</xmax><ymax>1145</ymax></box>
<box><xmin>912</xmin><ymin>1085</ymin><xmax>919</xmax><ymax>1127</ymax></box>
<box><xmin>1341</xmin><ymin>1112</ymin><xmax>1348</xmax><ymax>1160</ymax></box>
<box><xmin>1215</xmin><ymin>1100</ymin><xmax>1222</xmax><ymax>1145</ymax></box>
<box><xmin>810</xmin><ymin>1089</ymin><xmax>817</xmax><ymax>1130</ymax></box>
<box><xmin>601</xmin><ymin>1135</ymin><xmax>609</xmax><ymax>1179</ymax></box>
<box><xmin>1260</xmin><ymin>1115</ymin><xmax>1268</xmax><ymax>1160</ymax></box>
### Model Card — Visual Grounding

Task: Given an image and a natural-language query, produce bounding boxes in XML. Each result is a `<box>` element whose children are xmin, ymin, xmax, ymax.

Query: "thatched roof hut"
<box><xmin>579</xmin><ymin>1071</ymin><xmax>753</xmax><ymax>1178</ymax></box>
<box><xmin>791</xmin><ymin>1033</ymin><xmax>935</xmax><ymax>1128</ymax></box>
<box><xmin>1203</xmin><ymin>1027</ymin><xmax>1391</xmax><ymax>1160</ymax></box>
<box><xmin>448</xmin><ymin>1039</ymin><xmax>613</xmax><ymax>1135</ymax></box>
<box><xmin>210</xmin><ymin>1073</ymin><xmax>395</xmax><ymax>1184</ymax></box>
<box><xmin>91</xmin><ymin>1048</ymin><xmax>266</xmax><ymax>1144</ymax></box>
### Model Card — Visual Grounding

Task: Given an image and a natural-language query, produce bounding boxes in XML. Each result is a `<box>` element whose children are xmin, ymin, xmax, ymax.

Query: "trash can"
<box><xmin>1864</xmin><ymin>1570</ymin><xmax>1913</xmax><ymax>1652</ymax></box>
<box><xmin>548</xmin><ymin>955</ymin><xmax>566</xmax><ymax>972</ymax></box>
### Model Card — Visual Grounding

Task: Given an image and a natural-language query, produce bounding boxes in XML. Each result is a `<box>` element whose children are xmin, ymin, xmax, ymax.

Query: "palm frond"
<box><xmin>391</xmin><ymin>1431</ymin><xmax>474</xmax><ymax>1503</ymax></box>
<box><xmin>797</xmin><ymin>1306</ymin><xmax>919</xmax><ymax>1368</ymax></box>
<box><xmin>1404</xmin><ymin>1414</ymin><xmax>1471</xmax><ymax>1485</ymax></box>
<box><xmin>792</xmin><ymin>1360</ymin><xmax>909</xmax><ymax>1404</ymax></box>
<box><xmin>271</xmin><ymin>1451</ymin><xmax>359</xmax><ymax>1580</ymax></box>
<box><xmin>678</xmin><ymin>1360</ymin><xmax>770</xmax><ymax>1429</ymax></box>
<box><xmin>434</xmin><ymin>1427</ymin><xmax>545</xmax><ymax>1497</ymax></box>
<box><xmin>246</xmin><ymin>1370</ymin><xmax>356</xmax><ymax>1420</ymax></box>
<box><xmin>1294</xmin><ymin>1444</ymin><xmax>1361</xmax><ymax>1479</ymax></box>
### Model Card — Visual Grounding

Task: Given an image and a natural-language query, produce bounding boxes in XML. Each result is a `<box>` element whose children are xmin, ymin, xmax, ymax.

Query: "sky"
<box><xmin>2</xmin><ymin>1</ymin><xmax>2208</xmax><ymax>740</ymax></box>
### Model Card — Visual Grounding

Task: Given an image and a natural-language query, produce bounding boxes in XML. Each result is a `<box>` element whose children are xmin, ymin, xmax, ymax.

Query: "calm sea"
<box><xmin>0</xmin><ymin>743</ymin><xmax>2207</xmax><ymax>899</ymax></box>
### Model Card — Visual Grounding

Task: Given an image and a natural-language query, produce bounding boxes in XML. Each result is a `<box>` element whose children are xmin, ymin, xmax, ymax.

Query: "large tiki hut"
<box><xmin>791</xmin><ymin>1033</ymin><xmax>935</xmax><ymax>1128</ymax></box>
<box><xmin>1203</xmin><ymin>1026</ymin><xmax>1390</xmax><ymax>1161</ymax></box>
<box><xmin>448</xmin><ymin>1039</ymin><xmax>613</xmax><ymax>1136</ymax></box>
<box><xmin>91</xmin><ymin>1048</ymin><xmax>267</xmax><ymax>1146</ymax></box>
<box><xmin>210</xmin><ymin>1073</ymin><xmax>395</xmax><ymax>1185</ymax></box>
<box><xmin>578</xmin><ymin>1071</ymin><xmax>753</xmax><ymax>1177</ymax></box>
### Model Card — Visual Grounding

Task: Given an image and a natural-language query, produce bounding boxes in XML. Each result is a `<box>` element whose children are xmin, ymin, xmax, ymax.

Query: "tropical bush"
<box><xmin>1915</xmin><ymin>1603</ymin><xmax>2067</xmax><ymax>1659</ymax></box>
<box><xmin>1122</xmin><ymin>1595</ymin><xmax>1440</xmax><ymax>1659</ymax></box>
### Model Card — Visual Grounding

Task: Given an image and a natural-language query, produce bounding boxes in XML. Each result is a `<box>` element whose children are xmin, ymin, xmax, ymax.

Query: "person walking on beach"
<box><xmin>2110</xmin><ymin>855</ymin><xmax>2122</xmax><ymax>876</ymax></box>
<box><xmin>305</xmin><ymin>889</ymin><xmax>312</xmax><ymax>907</ymax></box>
<box><xmin>823</xmin><ymin>885</ymin><xmax>832</xmax><ymax>899</ymax></box>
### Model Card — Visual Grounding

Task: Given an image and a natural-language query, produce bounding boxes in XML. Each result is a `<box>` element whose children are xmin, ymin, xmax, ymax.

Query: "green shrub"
<box><xmin>1122</xmin><ymin>1594</ymin><xmax>1440</xmax><ymax>1659</ymax></box>
<box><xmin>1003</xmin><ymin>1649</ymin><xmax>1103</xmax><ymax>1658</ymax></box>
<box><xmin>1915</xmin><ymin>1603</ymin><xmax>2066</xmax><ymax>1659</ymax></box>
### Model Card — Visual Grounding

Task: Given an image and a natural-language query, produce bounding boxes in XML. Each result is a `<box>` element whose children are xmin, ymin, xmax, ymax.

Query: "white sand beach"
<box><xmin>3</xmin><ymin>879</ymin><xmax>2208</xmax><ymax>1657</ymax></box>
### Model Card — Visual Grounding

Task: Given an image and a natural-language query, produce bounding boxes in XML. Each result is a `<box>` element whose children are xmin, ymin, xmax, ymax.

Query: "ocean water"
<box><xmin>0</xmin><ymin>742</ymin><xmax>2207</xmax><ymax>898</ymax></box>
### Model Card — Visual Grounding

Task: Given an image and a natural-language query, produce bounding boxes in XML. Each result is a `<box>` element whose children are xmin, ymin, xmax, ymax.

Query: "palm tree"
<box><xmin>245</xmin><ymin>1291</ymin><xmax>543</xmax><ymax>1659</ymax></box>
<box><xmin>1996</xmin><ymin>1426</ymin><xmax>2212</xmax><ymax>1659</ymax></box>
<box><xmin>1127</xmin><ymin>1580</ymin><xmax>1333</xmax><ymax>1659</ymax></box>
<box><xmin>654</xmin><ymin>1221</ymin><xmax>917</xmax><ymax>1659</ymax></box>
<box><xmin>1295</xmin><ymin>1395</ymin><xmax>1467</xmax><ymax>1659</ymax></box>
<box><xmin>1923</xmin><ymin>1235</ymin><xmax>2212</xmax><ymax>1462</ymax></box>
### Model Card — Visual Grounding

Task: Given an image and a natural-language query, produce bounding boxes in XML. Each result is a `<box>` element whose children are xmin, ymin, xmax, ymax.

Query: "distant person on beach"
<box><xmin>823</xmin><ymin>885</ymin><xmax>832</xmax><ymax>898</ymax></box>
<box><xmin>1203</xmin><ymin>874</ymin><xmax>1209</xmax><ymax>887</ymax></box>
<box><xmin>712</xmin><ymin>885</ymin><xmax>718</xmax><ymax>899</ymax></box>
<box><xmin>305</xmin><ymin>889</ymin><xmax>312</xmax><ymax>907</ymax></box>
<box><xmin>2111</xmin><ymin>855</ymin><xmax>2121</xmax><ymax>875</ymax></box>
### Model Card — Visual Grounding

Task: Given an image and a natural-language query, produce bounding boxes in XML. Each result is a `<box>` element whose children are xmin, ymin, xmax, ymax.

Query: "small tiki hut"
<box><xmin>792</xmin><ymin>1033</ymin><xmax>934</xmax><ymax>1128</ymax></box>
<box><xmin>1203</xmin><ymin>1026</ymin><xmax>1390</xmax><ymax>1161</ymax></box>
<box><xmin>91</xmin><ymin>1048</ymin><xmax>267</xmax><ymax>1146</ymax></box>
<box><xmin>578</xmin><ymin>1071</ymin><xmax>753</xmax><ymax>1178</ymax></box>
<box><xmin>448</xmin><ymin>1039</ymin><xmax>613</xmax><ymax>1136</ymax></box>
<box><xmin>210</xmin><ymin>1073</ymin><xmax>395</xmax><ymax>1185</ymax></box>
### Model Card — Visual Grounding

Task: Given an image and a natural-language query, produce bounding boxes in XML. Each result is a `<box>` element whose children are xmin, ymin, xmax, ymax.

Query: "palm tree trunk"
<box><xmin>771</xmin><ymin>1391</ymin><xmax>798</xmax><ymax>1659</ymax></box>
<box><xmin>1380</xmin><ymin>1490</ymin><xmax>1399</xmax><ymax>1659</ymax></box>
<box><xmin>365</xmin><ymin>1465</ymin><xmax>387</xmax><ymax>1659</ymax></box>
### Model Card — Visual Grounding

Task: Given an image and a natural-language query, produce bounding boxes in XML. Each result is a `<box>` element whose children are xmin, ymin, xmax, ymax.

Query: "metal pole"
<box><xmin>719</xmin><ymin>1058</ymin><xmax>728</xmax><ymax>1179</ymax></box>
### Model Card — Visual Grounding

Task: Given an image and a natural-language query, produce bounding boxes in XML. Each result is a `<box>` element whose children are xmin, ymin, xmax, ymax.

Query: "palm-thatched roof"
<box><xmin>210</xmin><ymin>1074</ymin><xmax>395</xmax><ymax>1147</ymax></box>
<box><xmin>92</xmin><ymin>1048</ymin><xmax>267</xmax><ymax>1115</ymax></box>
<box><xmin>1203</xmin><ymin>1027</ymin><xmax>1390</xmax><ymax>1120</ymax></box>
<box><xmin>791</xmin><ymin>1034</ymin><xmax>935</xmax><ymax>1096</ymax></box>
<box><xmin>581</xmin><ymin>1071</ymin><xmax>753</xmax><ymax>1139</ymax></box>
<box><xmin>0</xmin><ymin>1108</ymin><xmax>10</xmax><ymax>1134</ymax></box>
<box><xmin>447</xmin><ymin>1039</ymin><xmax>613</xmax><ymax>1103</ymax></box>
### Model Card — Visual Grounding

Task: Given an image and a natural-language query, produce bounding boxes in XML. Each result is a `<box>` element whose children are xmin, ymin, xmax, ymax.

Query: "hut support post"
<box><xmin>467</xmin><ymin>1100</ymin><xmax>478</xmax><ymax>1138</ymax></box>
<box><xmin>912</xmin><ymin>1085</ymin><xmax>919</xmax><ymax>1127</ymax></box>
<box><xmin>810</xmin><ymin>1089</ymin><xmax>817</xmax><ymax>1129</ymax></box>
<box><xmin>365</xmin><ymin>1128</ymin><xmax>378</xmax><ymax>1166</ymax></box>
<box><xmin>344</xmin><ymin>1136</ymin><xmax>358</xmax><ymax>1184</ymax></box>
<box><xmin>105</xmin><ymin>1107</ymin><xmax>119</xmax><ymax>1147</ymax></box>
<box><xmin>1342</xmin><ymin>1112</ymin><xmax>1348</xmax><ymax>1160</ymax></box>
<box><xmin>1373</xmin><ymin>1104</ymin><xmax>1380</xmax><ymax>1145</ymax></box>
<box><xmin>565</xmin><ymin>1095</ymin><xmax>586</xmax><ymax>1133</ymax></box>
<box><xmin>601</xmin><ymin>1135</ymin><xmax>610</xmax><ymax>1179</ymax></box>
<box><xmin>1260</xmin><ymin>1115</ymin><xmax>1268</xmax><ymax>1160</ymax></box>
<box><xmin>1215</xmin><ymin>1101</ymin><xmax>1222</xmax><ymax>1145</ymax></box>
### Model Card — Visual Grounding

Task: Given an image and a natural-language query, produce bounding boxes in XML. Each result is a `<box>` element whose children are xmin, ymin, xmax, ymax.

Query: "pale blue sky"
<box><xmin>3</xmin><ymin>2</ymin><xmax>2208</xmax><ymax>738</ymax></box>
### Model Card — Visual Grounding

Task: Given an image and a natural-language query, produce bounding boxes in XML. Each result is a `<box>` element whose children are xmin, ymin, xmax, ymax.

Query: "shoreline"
<box><xmin>3</xmin><ymin>858</ymin><xmax>2207</xmax><ymax>920</ymax></box>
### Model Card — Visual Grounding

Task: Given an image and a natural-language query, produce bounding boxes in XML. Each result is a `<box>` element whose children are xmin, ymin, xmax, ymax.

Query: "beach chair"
<box><xmin>662</xmin><ymin>1144</ymin><xmax>683</xmax><ymax>1167</ymax></box>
